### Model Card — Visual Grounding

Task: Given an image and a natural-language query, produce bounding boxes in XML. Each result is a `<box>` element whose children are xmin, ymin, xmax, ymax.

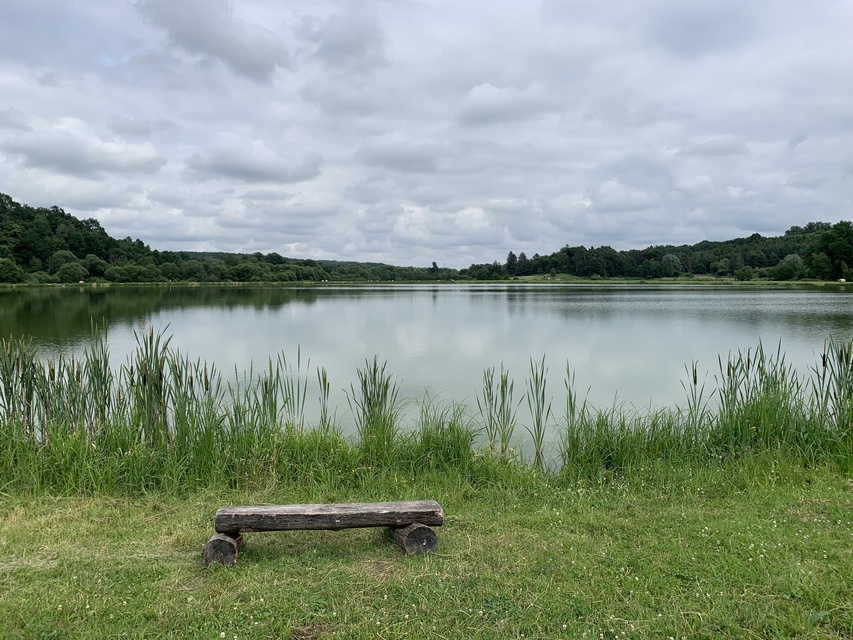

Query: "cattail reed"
<box><xmin>1</xmin><ymin>326</ymin><xmax>852</xmax><ymax>494</ymax></box>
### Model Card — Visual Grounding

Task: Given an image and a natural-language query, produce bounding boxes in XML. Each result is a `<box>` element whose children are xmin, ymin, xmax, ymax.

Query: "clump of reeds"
<box><xmin>811</xmin><ymin>337</ymin><xmax>853</xmax><ymax>431</ymax></box>
<box><xmin>346</xmin><ymin>356</ymin><xmax>401</xmax><ymax>464</ymax></box>
<box><xmin>477</xmin><ymin>365</ymin><xmax>520</xmax><ymax>459</ymax></box>
<box><xmin>2</xmin><ymin>325</ymin><xmax>853</xmax><ymax>495</ymax></box>
<box><xmin>317</xmin><ymin>366</ymin><xmax>334</xmax><ymax>433</ymax></box>
<box><xmin>708</xmin><ymin>341</ymin><xmax>810</xmax><ymax>459</ymax></box>
<box><xmin>525</xmin><ymin>356</ymin><xmax>552</xmax><ymax>471</ymax></box>
<box><xmin>681</xmin><ymin>360</ymin><xmax>709</xmax><ymax>430</ymax></box>
<box><xmin>399</xmin><ymin>397</ymin><xmax>475</xmax><ymax>473</ymax></box>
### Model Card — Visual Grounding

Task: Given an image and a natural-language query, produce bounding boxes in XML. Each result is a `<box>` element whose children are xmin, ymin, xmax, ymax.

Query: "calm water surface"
<box><xmin>2</xmin><ymin>284</ymin><xmax>852</xmax><ymax>434</ymax></box>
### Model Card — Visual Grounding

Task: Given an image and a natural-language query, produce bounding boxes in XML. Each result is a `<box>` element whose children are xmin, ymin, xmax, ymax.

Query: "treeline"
<box><xmin>2</xmin><ymin>191</ymin><xmax>852</xmax><ymax>284</ymax></box>
<box><xmin>463</xmin><ymin>221</ymin><xmax>853</xmax><ymax>281</ymax></box>
<box><xmin>0</xmin><ymin>193</ymin><xmax>456</xmax><ymax>284</ymax></box>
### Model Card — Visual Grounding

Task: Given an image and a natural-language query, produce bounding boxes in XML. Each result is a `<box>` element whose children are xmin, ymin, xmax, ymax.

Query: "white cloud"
<box><xmin>0</xmin><ymin>0</ymin><xmax>850</xmax><ymax>266</ymax></box>
<box><xmin>303</xmin><ymin>6</ymin><xmax>388</xmax><ymax>72</ymax></box>
<box><xmin>185</xmin><ymin>133</ymin><xmax>321</xmax><ymax>183</ymax></box>
<box><xmin>676</xmin><ymin>136</ymin><xmax>748</xmax><ymax>157</ymax></box>
<box><xmin>135</xmin><ymin>0</ymin><xmax>288</xmax><ymax>82</ymax></box>
<box><xmin>355</xmin><ymin>132</ymin><xmax>444</xmax><ymax>174</ymax></box>
<box><xmin>457</xmin><ymin>83</ymin><xmax>558</xmax><ymax>127</ymax></box>
<box><xmin>1</xmin><ymin>117</ymin><xmax>165</xmax><ymax>179</ymax></box>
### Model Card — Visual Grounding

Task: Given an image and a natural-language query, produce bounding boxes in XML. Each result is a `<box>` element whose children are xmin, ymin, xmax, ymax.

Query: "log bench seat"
<box><xmin>203</xmin><ymin>499</ymin><xmax>444</xmax><ymax>566</ymax></box>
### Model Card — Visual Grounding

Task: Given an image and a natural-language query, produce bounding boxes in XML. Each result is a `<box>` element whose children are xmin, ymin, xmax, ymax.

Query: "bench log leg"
<box><xmin>203</xmin><ymin>532</ymin><xmax>243</xmax><ymax>567</ymax></box>
<box><xmin>391</xmin><ymin>523</ymin><xmax>437</xmax><ymax>555</ymax></box>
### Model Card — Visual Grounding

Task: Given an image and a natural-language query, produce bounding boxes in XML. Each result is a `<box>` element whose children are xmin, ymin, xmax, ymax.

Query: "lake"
<box><xmin>2</xmin><ymin>284</ymin><xmax>852</xmax><ymax>437</ymax></box>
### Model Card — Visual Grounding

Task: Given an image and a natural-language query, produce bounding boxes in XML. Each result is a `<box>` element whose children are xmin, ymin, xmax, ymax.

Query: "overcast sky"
<box><xmin>1</xmin><ymin>0</ymin><xmax>851</xmax><ymax>267</ymax></box>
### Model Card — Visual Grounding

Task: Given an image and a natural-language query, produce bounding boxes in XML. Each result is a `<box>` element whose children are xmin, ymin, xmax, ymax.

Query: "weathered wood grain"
<box><xmin>202</xmin><ymin>532</ymin><xmax>243</xmax><ymax>566</ymax></box>
<box><xmin>391</xmin><ymin>523</ymin><xmax>438</xmax><ymax>555</ymax></box>
<box><xmin>215</xmin><ymin>500</ymin><xmax>443</xmax><ymax>533</ymax></box>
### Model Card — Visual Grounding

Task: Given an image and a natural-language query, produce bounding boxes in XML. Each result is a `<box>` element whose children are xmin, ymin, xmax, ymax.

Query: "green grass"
<box><xmin>1</xmin><ymin>462</ymin><xmax>851</xmax><ymax>639</ymax></box>
<box><xmin>2</xmin><ymin>328</ymin><xmax>853</xmax><ymax>637</ymax></box>
<box><xmin>1</xmin><ymin>328</ymin><xmax>853</xmax><ymax>494</ymax></box>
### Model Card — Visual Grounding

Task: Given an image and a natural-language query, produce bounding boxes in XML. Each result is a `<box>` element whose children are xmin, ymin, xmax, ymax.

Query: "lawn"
<box><xmin>2</xmin><ymin>462</ymin><xmax>851</xmax><ymax>639</ymax></box>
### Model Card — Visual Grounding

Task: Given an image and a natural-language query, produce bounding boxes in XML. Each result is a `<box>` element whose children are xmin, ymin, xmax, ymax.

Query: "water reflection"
<box><xmin>2</xmin><ymin>284</ymin><xmax>851</xmax><ymax>436</ymax></box>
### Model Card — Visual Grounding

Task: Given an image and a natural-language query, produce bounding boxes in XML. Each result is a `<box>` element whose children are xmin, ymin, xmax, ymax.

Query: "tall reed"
<box><xmin>811</xmin><ymin>337</ymin><xmax>853</xmax><ymax>431</ymax></box>
<box><xmin>317</xmin><ymin>366</ymin><xmax>333</xmax><ymax>432</ymax></box>
<box><xmin>525</xmin><ymin>356</ymin><xmax>552</xmax><ymax>470</ymax></box>
<box><xmin>680</xmin><ymin>360</ymin><xmax>709</xmax><ymax>431</ymax></box>
<box><xmin>2</xmin><ymin>325</ymin><xmax>853</xmax><ymax>494</ymax></box>
<box><xmin>709</xmin><ymin>341</ymin><xmax>808</xmax><ymax>457</ymax></box>
<box><xmin>125</xmin><ymin>327</ymin><xmax>171</xmax><ymax>447</ymax></box>
<box><xmin>399</xmin><ymin>397</ymin><xmax>475</xmax><ymax>473</ymax></box>
<box><xmin>346</xmin><ymin>356</ymin><xmax>401</xmax><ymax>464</ymax></box>
<box><xmin>477</xmin><ymin>365</ymin><xmax>520</xmax><ymax>459</ymax></box>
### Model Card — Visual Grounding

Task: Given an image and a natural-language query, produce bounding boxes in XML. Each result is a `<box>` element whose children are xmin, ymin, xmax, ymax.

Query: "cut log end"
<box><xmin>203</xmin><ymin>533</ymin><xmax>243</xmax><ymax>567</ymax></box>
<box><xmin>391</xmin><ymin>523</ymin><xmax>437</xmax><ymax>555</ymax></box>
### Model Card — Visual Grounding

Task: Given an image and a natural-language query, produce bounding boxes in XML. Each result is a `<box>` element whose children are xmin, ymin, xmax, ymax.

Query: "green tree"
<box><xmin>83</xmin><ymin>254</ymin><xmax>109</xmax><ymax>278</ymax></box>
<box><xmin>506</xmin><ymin>251</ymin><xmax>518</xmax><ymax>276</ymax></box>
<box><xmin>734</xmin><ymin>266</ymin><xmax>755</xmax><ymax>281</ymax></box>
<box><xmin>203</xmin><ymin>258</ymin><xmax>228</xmax><ymax>281</ymax></box>
<box><xmin>180</xmin><ymin>260</ymin><xmax>206</xmax><ymax>281</ymax></box>
<box><xmin>711</xmin><ymin>258</ymin><xmax>732</xmax><ymax>276</ymax></box>
<box><xmin>159</xmin><ymin>261</ymin><xmax>180</xmax><ymax>281</ymax></box>
<box><xmin>56</xmin><ymin>262</ymin><xmax>89</xmax><ymax>283</ymax></box>
<box><xmin>229</xmin><ymin>262</ymin><xmax>262</xmax><ymax>282</ymax></box>
<box><xmin>0</xmin><ymin>258</ymin><xmax>23</xmax><ymax>283</ymax></box>
<box><xmin>48</xmin><ymin>250</ymin><xmax>78</xmax><ymax>274</ymax></box>
<box><xmin>808</xmin><ymin>252</ymin><xmax>833</xmax><ymax>280</ymax></box>
<box><xmin>815</xmin><ymin>221</ymin><xmax>853</xmax><ymax>279</ymax></box>
<box><xmin>15</xmin><ymin>213</ymin><xmax>54</xmax><ymax>267</ymax></box>
<box><xmin>517</xmin><ymin>252</ymin><xmax>530</xmax><ymax>276</ymax></box>
<box><xmin>770</xmin><ymin>254</ymin><xmax>806</xmax><ymax>280</ymax></box>
<box><xmin>661</xmin><ymin>254</ymin><xmax>682</xmax><ymax>277</ymax></box>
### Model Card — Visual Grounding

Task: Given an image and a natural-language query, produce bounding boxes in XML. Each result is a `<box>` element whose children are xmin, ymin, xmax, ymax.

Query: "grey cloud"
<box><xmin>585</xmin><ymin>180</ymin><xmax>661</xmax><ymax>214</ymax></box>
<box><xmin>1</xmin><ymin>0</ymin><xmax>851</xmax><ymax>266</ymax></box>
<box><xmin>484</xmin><ymin>199</ymin><xmax>545</xmax><ymax>243</ymax></box>
<box><xmin>215</xmin><ymin>200</ymin><xmax>338</xmax><ymax>238</ymax></box>
<box><xmin>787</xmin><ymin>133</ymin><xmax>809</xmax><ymax>151</ymax></box>
<box><xmin>355</xmin><ymin>133</ymin><xmax>443</xmax><ymax>174</ymax></box>
<box><xmin>599</xmin><ymin>155</ymin><xmax>675</xmax><ymax>193</ymax></box>
<box><xmin>407</xmin><ymin>186</ymin><xmax>455</xmax><ymax>208</ymax></box>
<box><xmin>303</xmin><ymin>8</ymin><xmax>387</xmax><ymax>72</ymax></box>
<box><xmin>343</xmin><ymin>177</ymin><xmax>395</xmax><ymax>205</ymax></box>
<box><xmin>356</xmin><ymin>203</ymin><xmax>405</xmax><ymax>236</ymax></box>
<box><xmin>1</xmin><ymin>118</ymin><xmax>165</xmax><ymax>179</ymax></box>
<box><xmin>785</xmin><ymin>172</ymin><xmax>825</xmax><ymax>190</ymax></box>
<box><xmin>242</xmin><ymin>188</ymin><xmax>299</xmax><ymax>201</ymax></box>
<box><xmin>0</xmin><ymin>108</ymin><xmax>30</xmax><ymax>131</ymax></box>
<box><xmin>542</xmin><ymin>0</ymin><xmax>764</xmax><ymax>58</ymax></box>
<box><xmin>135</xmin><ymin>0</ymin><xmax>288</xmax><ymax>82</ymax></box>
<box><xmin>651</xmin><ymin>3</ymin><xmax>756</xmax><ymax>58</ymax></box>
<box><xmin>676</xmin><ymin>136</ymin><xmax>748</xmax><ymax>157</ymax></box>
<box><xmin>186</xmin><ymin>134</ymin><xmax>321</xmax><ymax>183</ymax></box>
<box><xmin>457</xmin><ymin>83</ymin><xmax>560</xmax><ymax>127</ymax></box>
<box><xmin>109</xmin><ymin>116</ymin><xmax>176</xmax><ymax>138</ymax></box>
<box><xmin>57</xmin><ymin>189</ymin><xmax>135</xmax><ymax>212</ymax></box>
<box><xmin>301</xmin><ymin>79</ymin><xmax>385</xmax><ymax>118</ymax></box>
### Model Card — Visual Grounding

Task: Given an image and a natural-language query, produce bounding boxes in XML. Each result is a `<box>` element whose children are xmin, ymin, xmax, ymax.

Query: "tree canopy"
<box><xmin>1</xmin><ymin>192</ymin><xmax>849</xmax><ymax>284</ymax></box>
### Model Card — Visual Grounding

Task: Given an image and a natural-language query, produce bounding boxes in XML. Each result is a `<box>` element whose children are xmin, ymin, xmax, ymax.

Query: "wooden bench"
<box><xmin>203</xmin><ymin>500</ymin><xmax>444</xmax><ymax>566</ymax></box>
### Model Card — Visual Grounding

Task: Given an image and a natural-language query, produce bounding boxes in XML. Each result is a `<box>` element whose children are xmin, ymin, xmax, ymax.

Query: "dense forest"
<box><xmin>1</xmin><ymin>192</ymin><xmax>851</xmax><ymax>284</ymax></box>
<box><xmin>465</xmin><ymin>220</ymin><xmax>853</xmax><ymax>282</ymax></box>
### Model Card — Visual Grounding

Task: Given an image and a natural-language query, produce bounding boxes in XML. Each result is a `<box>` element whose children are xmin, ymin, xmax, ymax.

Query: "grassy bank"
<box><xmin>1</xmin><ymin>328</ymin><xmax>853</xmax><ymax>493</ymax></box>
<box><xmin>2</xmin><ymin>330</ymin><xmax>852</xmax><ymax>637</ymax></box>
<box><xmin>1</xmin><ymin>463</ymin><xmax>851</xmax><ymax>638</ymax></box>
